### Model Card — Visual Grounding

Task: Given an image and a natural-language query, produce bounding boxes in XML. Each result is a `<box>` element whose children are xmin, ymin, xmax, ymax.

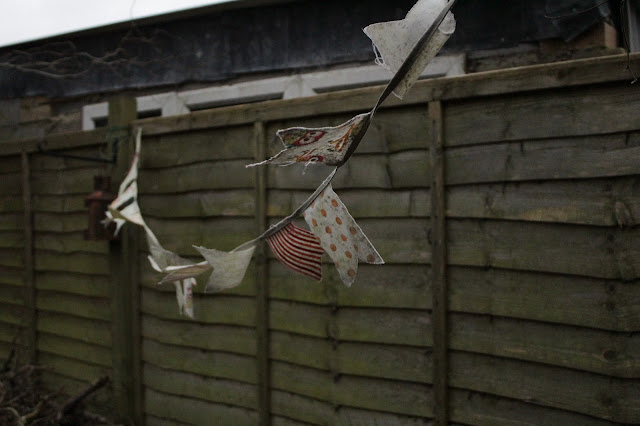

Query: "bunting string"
<box><xmin>104</xmin><ymin>0</ymin><xmax>457</xmax><ymax>318</ymax></box>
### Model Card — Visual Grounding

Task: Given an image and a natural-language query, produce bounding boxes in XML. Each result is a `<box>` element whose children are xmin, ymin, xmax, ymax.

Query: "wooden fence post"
<box><xmin>254</xmin><ymin>121</ymin><xmax>271</xmax><ymax>425</ymax></box>
<box><xmin>21</xmin><ymin>150</ymin><xmax>36</xmax><ymax>365</ymax></box>
<box><xmin>108</xmin><ymin>97</ymin><xmax>142</xmax><ymax>425</ymax></box>
<box><xmin>429</xmin><ymin>100</ymin><xmax>449</xmax><ymax>425</ymax></box>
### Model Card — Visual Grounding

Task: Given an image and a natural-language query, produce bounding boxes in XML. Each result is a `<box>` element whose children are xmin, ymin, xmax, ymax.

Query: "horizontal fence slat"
<box><xmin>450</xmin><ymin>351</ymin><xmax>640</xmax><ymax>423</ymax></box>
<box><xmin>35</xmin><ymin>271</ymin><xmax>110</xmax><ymax>297</ymax></box>
<box><xmin>143</xmin><ymin>339</ymin><xmax>257</xmax><ymax>384</ymax></box>
<box><xmin>450</xmin><ymin>313</ymin><xmax>640</xmax><ymax>378</ymax></box>
<box><xmin>31</xmin><ymin>195</ymin><xmax>85</xmax><ymax>214</ymax></box>
<box><xmin>38</xmin><ymin>352</ymin><xmax>111</xmax><ymax>383</ymax></box>
<box><xmin>140</xmin><ymin>190</ymin><xmax>255</xmax><ymax>218</ymax></box>
<box><xmin>445</xmin><ymin>84</ymin><xmax>640</xmax><ymax>146</ymax></box>
<box><xmin>141</xmin><ymin>125</ymin><xmax>254</xmax><ymax>168</ymax></box>
<box><xmin>448</xmin><ymin>219</ymin><xmax>640</xmax><ymax>280</ymax></box>
<box><xmin>37</xmin><ymin>332</ymin><xmax>112</xmax><ymax>367</ymax></box>
<box><xmin>450</xmin><ymin>267</ymin><xmax>640</xmax><ymax>332</ymax></box>
<box><xmin>141</xmin><ymin>288</ymin><xmax>256</xmax><ymax>326</ymax></box>
<box><xmin>36</xmin><ymin>312</ymin><xmax>112</xmax><ymax>347</ymax></box>
<box><xmin>450</xmin><ymin>389</ymin><xmax>614</xmax><ymax>426</ymax></box>
<box><xmin>142</xmin><ymin>315</ymin><xmax>256</xmax><ymax>356</ymax></box>
<box><xmin>35</xmin><ymin>251</ymin><xmax>109</xmax><ymax>275</ymax></box>
<box><xmin>270</xmin><ymin>331</ymin><xmax>431</xmax><ymax>383</ymax></box>
<box><xmin>271</xmin><ymin>361</ymin><xmax>433</xmax><ymax>418</ymax></box>
<box><xmin>34</xmin><ymin>233</ymin><xmax>109</xmax><ymax>254</ymax></box>
<box><xmin>143</xmin><ymin>363</ymin><xmax>257</xmax><ymax>410</ymax></box>
<box><xmin>446</xmin><ymin>133</ymin><xmax>640</xmax><ymax>184</ymax></box>
<box><xmin>36</xmin><ymin>291</ymin><xmax>111</xmax><ymax>321</ymax></box>
<box><xmin>145</xmin><ymin>388</ymin><xmax>258</xmax><ymax>425</ymax></box>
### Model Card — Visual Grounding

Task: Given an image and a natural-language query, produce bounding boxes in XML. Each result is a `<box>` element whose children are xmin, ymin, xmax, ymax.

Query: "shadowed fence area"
<box><xmin>1</xmin><ymin>53</ymin><xmax>639</xmax><ymax>425</ymax></box>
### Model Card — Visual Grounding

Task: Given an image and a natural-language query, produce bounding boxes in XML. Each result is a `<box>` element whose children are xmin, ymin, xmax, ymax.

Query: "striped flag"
<box><xmin>267</xmin><ymin>222</ymin><xmax>324</xmax><ymax>281</ymax></box>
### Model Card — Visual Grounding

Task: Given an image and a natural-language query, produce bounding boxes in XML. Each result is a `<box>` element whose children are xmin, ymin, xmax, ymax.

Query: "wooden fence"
<box><xmin>1</xmin><ymin>53</ymin><xmax>639</xmax><ymax>425</ymax></box>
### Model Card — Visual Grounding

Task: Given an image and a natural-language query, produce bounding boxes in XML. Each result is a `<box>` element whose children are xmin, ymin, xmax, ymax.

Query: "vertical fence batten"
<box><xmin>20</xmin><ymin>150</ymin><xmax>36</xmax><ymax>365</ymax></box>
<box><xmin>254</xmin><ymin>121</ymin><xmax>271</xmax><ymax>425</ymax></box>
<box><xmin>429</xmin><ymin>100</ymin><xmax>448</xmax><ymax>425</ymax></box>
<box><xmin>108</xmin><ymin>97</ymin><xmax>141</xmax><ymax>424</ymax></box>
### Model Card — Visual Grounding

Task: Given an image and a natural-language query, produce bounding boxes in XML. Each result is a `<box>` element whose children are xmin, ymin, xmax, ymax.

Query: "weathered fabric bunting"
<box><xmin>173</xmin><ymin>277</ymin><xmax>196</xmax><ymax>319</ymax></box>
<box><xmin>104</xmin><ymin>128</ymin><xmax>145</xmax><ymax>235</ymax></box>
<box><xmin>363</xmin><ymin>0</ymin><xmax>456</xmax><ymax>99</ymax></box>
<box><xmin>193</xmin><ymin>244</ymin><xmax>256</xmax><ymax>292</ymax></box>
<box><xmin>304</xmin><ymin>185</ymin><xmax>384</xmax><ymax>286</ymax></box>
<box><xmin>266</xmin><ymin>222</ymin><xmax>324</xmax><ymax>281</ymax></box>
<box><xmin>247</xmin><ymin>112</ymin><xmax>371</xmax><ymax>168</ymax></box>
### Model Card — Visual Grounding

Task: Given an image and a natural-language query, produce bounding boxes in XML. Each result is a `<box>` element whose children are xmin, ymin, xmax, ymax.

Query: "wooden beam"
<box><xmin>107</xmin><ymin>96</ymin><xmax>142</xmax><ymax>425</ymax></box>
<box><xmin>254</xmin><ymin>121</ymin><xmax>271</xmax><ymax>425</ymax></box>
<box><xmin>429</xmin><ymin>100</ymin><xmax>448</xmax><ymax>425</ymax></box>
<box><xmin>21</xmin><ymin>150</ymin><xmax>36</xmax><ymax>364</ymax></box>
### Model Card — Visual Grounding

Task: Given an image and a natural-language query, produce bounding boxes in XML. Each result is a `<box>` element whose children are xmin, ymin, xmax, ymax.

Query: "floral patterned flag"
<box><xmin>364</xmin><ymin>0</ymin><xmax>456</xmax><ymax>99</ymax></box>
<box><xmin>304</xmin><ymin>185</ymin><xmax>384</xmax><ymax>286</ymax></box>
<box><xmin>266</xmin><ymin>222</ymin><xmax>324</xmax><ymax>281</ymax></box>
<box><xmin>247</xmin><ymin>112</ymin><xmax>371</xmax><ymax>168</ymax></box>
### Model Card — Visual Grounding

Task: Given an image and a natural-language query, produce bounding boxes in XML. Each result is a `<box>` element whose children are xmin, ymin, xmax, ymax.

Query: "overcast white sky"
<box><xmin>0</xmin><ymin>0</ymin><xmax>233</xmax><ymax>47</ymax></box>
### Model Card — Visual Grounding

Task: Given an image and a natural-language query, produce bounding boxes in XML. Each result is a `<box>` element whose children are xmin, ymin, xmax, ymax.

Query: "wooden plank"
<box><xmin>0</xmin><ymin>173</ymin><xmax>22</xmax><ymax>195</ymax></box>
<box><xmin>141</xmin><ymin>125</ymin><xmax>254</xmax><ymax>168</ymax></box>
<box><xmin>38</xmin><ymin>351</ymin><xmax>111</xmax><ymax>383</ymax></box>
<box><xmin>254</xmin><ymin>120</ymin><xmax>270</xmax><ymax>426</ymax></box>
<box><xmin>145</xmin><ymin>388</ymin><xmax>258</xmax><ymax>425</ymax></box>
<box><xmin>35</xmin><ymin>251</ymin><xmax>109</xmax><ymax>275</ymax></box>
<box><xmin>142</xmin><ymin>315</ymin><xmax>256</xmax><ymax>356</ymax></box>
<box><xmin>37</xmin><ymin>332</ymin><xmax>112</xmax><ymax>367</ymax></box>
<box><xmin>34</xmin><ymin>232</ymin><xmax>110</xmax><ymax>254</ymax></box>
<box><xmin>450</xmin><ymin>389</ymin><xmax>614</xmax><ymax>426</ymax></box>
<box><xmin>31</xmin><ymin>194</ymin><xmax>84</xmax><ymax>213</ymax></box>
<box><xmin>21</xmin><ymin>151</ymin><xmax>36</xmax><ymax>364</ymax></box>
<box><xmin>0</xmin><ymin>234</ymin><xmax>24</xmax><ymax>250</ymax></box>
<box><xmin>270</xmin><ymin>300</ymin><xmax>431</xmax><ymax>346</ymax></box>
<box><xmin>449</xmin><ymin>351</ymin><xmax>640</xmax><ymax>423</ymax></box>
<box><xmin>0</xmin><ymin>321</ymin><xmax>21</xmax><ymax>343</ymax></box>
<box><xmin>0</xmin><ymin>302</ymin><xmax>24</xmax><ymax>325</ymax></box>
<box><xmin>40</xmin><ymin>370</ymin><xmax>113</xmax><ymax>409</ymax></box>
<box><xmin>0</xmin><ymin>283</ymin><xmax>25</xmax><ymax>306</ymax></box>
<box><xmin>144</xmin><ymin>363</ymin><xmax>257</xmax><ymax>410</ymax></box>
<box><xmin>448</xmin><ymin>219</ymin><xmax>640</xmax><ymax>280</ymax></box>
<box><xmin>139</xmin><ymin>159</ymin><xmax>254</xmax><ymax>193</ymax></box>
<box><xmin>271</xmin><ymin>361</ymin><xmax>433</xmax><ymax>417</ymax></box>
<box><xmin>0</xmin><ymin>213</ymin><xmax>23</xmax><ymax>231</ymax></box>
<box><xmin>268</xmin><ymin>189</ymin><xmax>428</xmax><ymax>218</ymax></box>
<box><xmin>445</xmin><ymin>133</ymin><xmax>640</xmax><ymax>185</ymax></box>
<box><xmin>37</xmin><ymin>312</ymin><xmax>112</xmax><ymax>347</ymax></box>
<box><xmin>0</xmin><ymin>196</ymin><xmax>22</xmax><ymax>213</ymax></box>
<box><xmin>36</xmin><ymin>291</ymin><xmax>110</xmax><ymax>320</ymax></box>
<box><xmin>31</xmin><ymin>167</ymin><xmax>96</xmax><ymax>195</ymax></box>
<box><xmin>135</xmin><ymin>54</ymin><xmax>640</xmax><ymax>137</ymax></box>
<box><xmin>141</xmin><ymin>288</ymin><xmax>256</xmax><ymax>326</ymax></box>
<box><xmin>429</xmin><ymin>100</ymin><xmax>447</xmax><ymax>425</ymax></box>
<box><xmin>35</xmin><ymin>271</ymin><xmax>110</xmax><ymax>297</ymax></box>
<box><xmin>0</xmin><ymin>266</ymin><xmax>23</xmax><ymax>287</ymax></box>
<box><xmin>270</xmin><ymin>331</ymin><xmax>432</xmax><ymax>384</ymax></box>
<box><xmin>141</xmin><ymin>217</ymin><xmax>255</xmax><ymax>255</ymax></box>
<box><xmin>33</xmin><ymin>212</ymin><xmax>88</xmax><ymax>232</ymax></box>
<box><xmin>0</xmin><ymin>127</ymin><xmax>109</xmax><ymax>156</ymax></box>
<box><xmin>445</xmin><ymin>84</ymin><xmax>640</xmax><ymax>147</ymax></box>
<box><xmin>271</xmin><ymin>390</ymin><xmax>334</xmax><ymax>425</ymax></box>
<box><xmin>139</xmin><ymin>190</ymin><xmax>255</xmax><ymax>218</ymax></box>
<box><xmin>450</xmin><ymin>313</ymin><xmax>640</xmax><ymax>378</ymax></box>
<box><xmin>337</xmin><ymin>406</ymin><xmax>433</xmax><ymax>426</ymax></box>
<box><xmin>449</xmin><ymin>267</ymin><xmax>640</xmax><ymax>332</ymax></box>
<box><xmin>143</xmin><ymin>338</ymin><xmax>257</xmax><ymax>384</ymax></box>
<box><xmin>269</xmin><ymin>262</ymin><xmax>430</xmax><ymax>309</ymax></box>
<box><xmin>447</xmin><ymin>176</ymin><xmax>640</xmax><ymax>227</ymax></box>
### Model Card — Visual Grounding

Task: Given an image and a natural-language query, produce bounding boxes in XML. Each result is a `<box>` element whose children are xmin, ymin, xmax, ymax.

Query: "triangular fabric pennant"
<box><xmin>174</xmin><ymin>278</ymin><xmax>196</xmax><ymax>319</ymax></box>
<box><xmin>266</xmin><ymin>222</ymin><xmax>324</xmax><ymax>281</ymax></box>
<box><xmin>304</xmin><ymin>185</ymin><xmax>383</xmax><ymax>286</ymax></box>
<box><xmin>193</xmin><ymin>244</ymin><xmax>257</xmax><ymax>292</ymax></box>
<box><xmin>247</xmin><ymin>112</ymin><xmax>371</xmax><ymax>168</ymax></box>
<box><xmin>364</xmin><ymin>0</ymin><xmax>456</xmax><ymax>99</ymax></box>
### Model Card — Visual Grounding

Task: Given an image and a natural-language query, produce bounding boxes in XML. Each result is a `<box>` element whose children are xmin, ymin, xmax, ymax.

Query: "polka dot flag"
<box><xmin>304</xmin><ymin>185</ymin><xmax>384</xmax><ymax>286</ymax></box>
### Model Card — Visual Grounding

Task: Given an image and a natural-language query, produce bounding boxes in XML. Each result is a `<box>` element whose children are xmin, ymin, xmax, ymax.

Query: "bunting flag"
<box><xmin>247</xmin><ymin>112</ymin><xmax>372</xmax><ymax>168</ymax></box>
<box><xmin>194</xmin><ymin>244</ymin><xmax>257</xmax><ymax>292</ymax></box>
<box><xmin>304</xmin><ymin>185</ymin><xmax>384</xmax><ymax>286</ymax></box>
<box><xmin>266</xmin><ymin>222</ymin><xmax>324</xmax><ymax>281</ymax></box>
<box><xmin>364</xmin><ymin>0</ymin><xmax>456</xmax><ymax>99</ymax></box>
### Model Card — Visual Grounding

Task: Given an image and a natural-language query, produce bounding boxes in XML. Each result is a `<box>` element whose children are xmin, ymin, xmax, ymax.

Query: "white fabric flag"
<box><xmin>364</xmin><ymin>0</ymin><xmax>456</xmax><ymax>99</ymax></box>
<box><xmin>304</xmin><ymin>185</ymin><xmax>383</xmax><ymax>286</ymax></box>
<box><xmin>193</xmin><ymin>244</ymin><xmax>256</xmax><ymax>293</ymax></box>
